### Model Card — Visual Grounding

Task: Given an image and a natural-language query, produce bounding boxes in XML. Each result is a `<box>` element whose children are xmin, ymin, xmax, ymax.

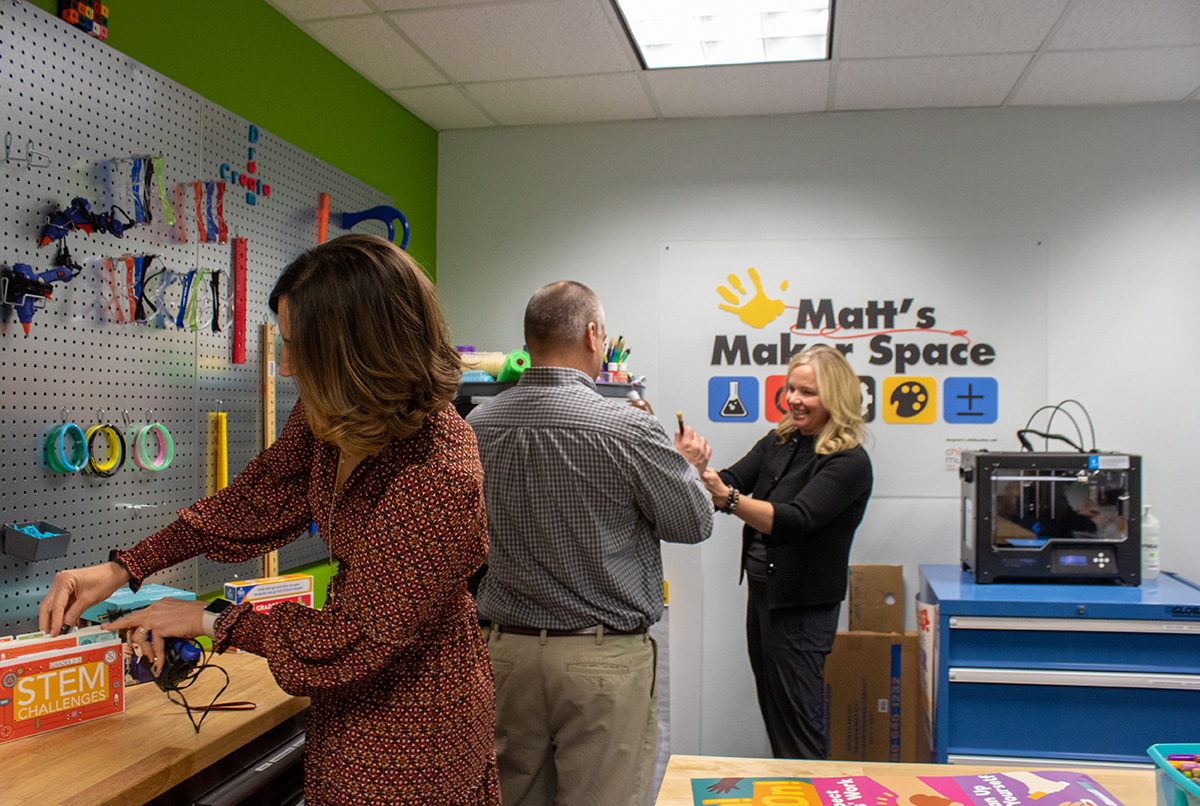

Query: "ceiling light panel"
<box><xmin>613</xmin><ymin>0</ymin><xmax>831</xmax><ymax>69</ymax></box>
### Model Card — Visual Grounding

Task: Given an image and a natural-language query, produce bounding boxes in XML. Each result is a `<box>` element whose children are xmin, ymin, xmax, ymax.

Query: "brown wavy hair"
<box><xmin>269</xmin><ymin>234</ymin><xmax>461</xmax><ymax>455</ymax></box>
<box><xmin>775</xmin><ymin>344</ymin><xmax>868</xmax><ymax>454</ymax></box>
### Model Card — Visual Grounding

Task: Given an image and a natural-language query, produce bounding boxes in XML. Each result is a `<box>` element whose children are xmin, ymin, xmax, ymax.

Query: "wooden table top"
<box><xmin>0</xmin><ymin>651</ymin><xmax>308</xmax><ymax>806</ymax></box>
<box><xmin>654</xmin><ymin>755</ymin><xmax>1156</xmax><ymax>806</ymax></box>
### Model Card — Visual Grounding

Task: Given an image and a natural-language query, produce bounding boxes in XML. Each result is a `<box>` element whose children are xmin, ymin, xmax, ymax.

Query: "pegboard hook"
<box><xmin>97</xmin><ymin>408</ymin><xmax>107</xmax><ymax>423</ymax></box>
<box><xmin>122</xmin><ymin>409</ymin><xmax>132</xmax><ymax>428</ymax></box>
<box><xmin>5</xmin><ymin>132</ymin><xmax>49</xmax><ymax>169</ymax></box>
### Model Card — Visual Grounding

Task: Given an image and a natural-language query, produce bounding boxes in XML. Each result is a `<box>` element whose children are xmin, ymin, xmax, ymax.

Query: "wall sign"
<box><xmin>658</xmin><ymin>238</ymin><xmax>1048</xmax><ymax>497</ymax></box>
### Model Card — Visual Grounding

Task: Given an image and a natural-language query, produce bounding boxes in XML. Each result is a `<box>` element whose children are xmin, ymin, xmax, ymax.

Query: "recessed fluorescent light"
<box><xmin>612</xmin><ymin>0</ymin><xmax>832</xmax><ymax>69</ymax></box>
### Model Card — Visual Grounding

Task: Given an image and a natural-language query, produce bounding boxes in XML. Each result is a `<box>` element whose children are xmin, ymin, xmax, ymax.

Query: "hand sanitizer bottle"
<box><xmin>1141</xmin><ymin>505</ymin><xmax>1160</xmax><ymax>582</ymax></box>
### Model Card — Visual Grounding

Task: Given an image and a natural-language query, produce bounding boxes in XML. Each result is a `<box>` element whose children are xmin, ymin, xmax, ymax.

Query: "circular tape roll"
<box><xmin>496</xmin><ymin>349</ymin><xmax>531</xmax><ymax>382</ymax></box>
<box><xmin>134</xmin><ymin>423</ymin><xmax>175</xmax><ymax>471</ymax></box>
<box><xmin>85</xmin><ymin>423</ymin><xmax>126</xmax><ymax>476</ymax></box>
<box><xmin>45</xmin><ymin>423</ymin><xmax>88</xmax><ymax>473</ymax></box>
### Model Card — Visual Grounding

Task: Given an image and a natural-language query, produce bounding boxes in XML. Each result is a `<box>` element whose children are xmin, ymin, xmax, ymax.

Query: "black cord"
<box><xmin>1020</xmin><ymin>400</ymin><xmax>1097</xmax><ymax>452</ymax></box>
<box><xmin>1016</xmin><ymin>428</ymin><xmax>1084</xmax><ymax>453</ymax></box>
<box><xmin>1049</xmin><ymin>399</ymin><xmax>1096</xmax><ymax>451</ymax></box>
<box><xmin>162</xmin><ymin>646</ymin><xmax>257</xmax><ymax>734</ymax></box>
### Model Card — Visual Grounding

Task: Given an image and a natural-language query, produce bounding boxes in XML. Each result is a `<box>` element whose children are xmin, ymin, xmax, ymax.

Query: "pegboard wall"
<box><xmin>0</xmin><ymin>2</ymin><xmax>396</xmax><ymax>634</ymax></box>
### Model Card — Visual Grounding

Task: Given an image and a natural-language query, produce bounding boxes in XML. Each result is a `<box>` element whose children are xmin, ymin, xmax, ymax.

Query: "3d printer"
<box><xmin>960</xmin><ymin>451</ymin><xmax>1141</xmax><ymax>584</ymax></box>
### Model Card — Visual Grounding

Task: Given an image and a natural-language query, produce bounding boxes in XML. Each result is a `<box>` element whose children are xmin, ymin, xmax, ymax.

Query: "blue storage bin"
<box><xmin>1149</xmin><ymin>743</ymin><xmax>1200</xmax><ymax>806</ymax></box>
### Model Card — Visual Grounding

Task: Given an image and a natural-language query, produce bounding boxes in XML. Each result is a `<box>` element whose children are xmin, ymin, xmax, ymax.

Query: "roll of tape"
<box><xmin>134</xmin><ymin>423</ymin><xmax>175</xmax><ymax>471</ymax></box>
<box><xmin>85</xmin><ymin>423</ymin><xmax>126</xmax><ymax>476</ymax></box>
<box><xmin>459</xmin><ymin>351</ymin><xmax>506</xmax><ymax>377</ymax></box>
<box><xmin>497</xmin><ymin>349</ymin><xmax>530</xmax><ymax>382</ymax></box>
<box><xmin>45</xmin><ymin>423</ymin><xmax>88</xmax><ymax>473</ymax></box>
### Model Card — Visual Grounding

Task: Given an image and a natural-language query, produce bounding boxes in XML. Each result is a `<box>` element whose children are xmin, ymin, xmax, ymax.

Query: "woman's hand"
<box><xmin>701</xmin><ymin>467</ymin><xmax>731</xmax><ymax>507</ymax></box>
<box><xmin>674</xmin><ymin>426</ymin><xmax>712</xmax><ymax>474</ymax></box>
<box><xmin>104</xmin><ymin>598</ymin><xmax>208</xmax><ymax>676</ymax></box>
<box><xmin>38</xmin><ymin>561</ymin><xmax>131</xmax><ymax>636</ymax></box>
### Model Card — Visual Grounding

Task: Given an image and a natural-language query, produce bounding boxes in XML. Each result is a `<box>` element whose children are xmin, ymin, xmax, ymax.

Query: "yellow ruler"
<box><xmin>262</xmin><ymin>323</ymin><xmax>279</xmax><ymax>578</ymax></box>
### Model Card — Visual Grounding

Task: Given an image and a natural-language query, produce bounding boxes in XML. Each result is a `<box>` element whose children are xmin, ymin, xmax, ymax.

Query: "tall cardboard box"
<box><xmin>823</xmin><ymin>630</ymin><xmax>920</xmax><ymax>762</ymax></box>
<box><xmin>822</xmin><ymin>565</ymin><xmax>925</xmax><ymax>762</ymax></box>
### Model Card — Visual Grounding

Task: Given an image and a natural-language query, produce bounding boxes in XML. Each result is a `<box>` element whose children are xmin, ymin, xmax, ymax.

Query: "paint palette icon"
<box><xmin>890</xmin><ymin>381</ymin><xmax>929</xmax><ymax>417</ymax></box>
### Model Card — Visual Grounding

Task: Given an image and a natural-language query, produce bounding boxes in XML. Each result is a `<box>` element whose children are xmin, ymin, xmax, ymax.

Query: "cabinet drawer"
<box><xmin>947</xmin><ymin>617</ymin><xmax>1200</xmax><ymax>673</ymax></box>
<box><xmin>945</xmin><ymin>669</ymin><xmax>1200</xmax><ymax>763</ymax></box>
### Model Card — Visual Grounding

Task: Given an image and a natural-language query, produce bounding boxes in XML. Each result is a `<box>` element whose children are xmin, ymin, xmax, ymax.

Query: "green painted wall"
<box><xmin>31</xmin><ymin>0</ymin><xmax>440</xmax><ymax>274</ymax></box>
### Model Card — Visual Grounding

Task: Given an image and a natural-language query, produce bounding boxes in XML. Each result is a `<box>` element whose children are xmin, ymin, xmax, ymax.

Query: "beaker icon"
<box><xmin>720</xmin><ymin>381</ymin><xmax>748</xmax><ymax>418</ymax></box>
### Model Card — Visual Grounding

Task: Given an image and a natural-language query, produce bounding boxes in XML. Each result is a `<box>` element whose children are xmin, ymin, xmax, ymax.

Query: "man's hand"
<box><xmin>674</xmin><ymin>426</ymin><xmax>711</xmax><ymax>474</ymax></box>
<box><xmin>38</xmin><ymin>561</ymin><xmax>131</xmax><ymax>636</ymax></box>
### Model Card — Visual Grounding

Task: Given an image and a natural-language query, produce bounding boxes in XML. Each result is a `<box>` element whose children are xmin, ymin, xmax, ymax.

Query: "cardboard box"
<box><xmin>0</xmin><ymin>628</ymin><xmax>124</xmax><ymax>743</ymax></box>
<box><xmin>823</xmin><ymin>630</ymin><xmax>921</xmax><ymax>762</ymax></box>
<box><xmin>848</xmin><ymin>565</ymin><xmax>905</xmax><ymax>633</ymax></box>
<box><xmin>225</xmin><ymin>573</ymin><xmax>313</xmax><ymax>613</ymax></box>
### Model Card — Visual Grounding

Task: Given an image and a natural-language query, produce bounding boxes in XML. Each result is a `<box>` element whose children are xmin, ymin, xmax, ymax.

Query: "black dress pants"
<box><xmin>746</xmin><ymin>580</ymin><xmax>841</xmax><ymax>759</ymax></box>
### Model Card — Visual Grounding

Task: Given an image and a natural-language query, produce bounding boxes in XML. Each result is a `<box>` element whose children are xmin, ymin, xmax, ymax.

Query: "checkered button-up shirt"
<box><xmin>468</xmin><ymin>366</ymin><xmax>712</xmax><ymax>631</ymax></box>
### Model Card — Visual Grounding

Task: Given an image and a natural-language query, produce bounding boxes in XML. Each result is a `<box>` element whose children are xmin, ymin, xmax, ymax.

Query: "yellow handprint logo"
<box><xmin>717</xmin><ymin>267</ymin><xmax>789</xmax><ymax>329</ymax></box>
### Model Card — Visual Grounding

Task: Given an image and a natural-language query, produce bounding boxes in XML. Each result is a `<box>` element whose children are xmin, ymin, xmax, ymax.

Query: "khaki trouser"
<box><xmin>487</xmin><ymin>628</ymin><xmax>658</xmax><ymax>806</ymax></box>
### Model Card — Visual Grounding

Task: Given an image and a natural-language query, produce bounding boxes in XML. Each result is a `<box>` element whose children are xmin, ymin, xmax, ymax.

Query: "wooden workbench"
<box><xmin>654</xmin><ymin>755</ymin><xmax>1156</xmax><ymax>806</ymax></box>
<box><xmin>0</xmin><ymin>651</ymin><xmax>308</xmax><ymax>806</ymax></box>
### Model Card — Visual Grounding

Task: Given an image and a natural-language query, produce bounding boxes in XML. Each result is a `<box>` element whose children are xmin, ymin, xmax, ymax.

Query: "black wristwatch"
<box><xmin>202</xmin><ymin>598</ymin><xmax>233</xmax><ymax>636</ymax></box>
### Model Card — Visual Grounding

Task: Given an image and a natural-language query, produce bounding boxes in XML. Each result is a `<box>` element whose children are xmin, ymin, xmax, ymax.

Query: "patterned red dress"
<box><xmin>115</xmin><ymin>401</ymin><xmax>500</xmax><ymax>805</ymax></box>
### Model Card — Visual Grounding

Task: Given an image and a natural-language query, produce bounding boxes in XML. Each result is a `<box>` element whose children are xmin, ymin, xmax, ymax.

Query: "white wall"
<box><xmin>437</xmin><ymin>105</ymin><xmax>1200</xmax><ymax>758</ymax></box>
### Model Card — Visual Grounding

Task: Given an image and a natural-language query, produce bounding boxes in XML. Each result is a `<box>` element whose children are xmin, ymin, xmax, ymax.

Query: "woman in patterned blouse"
<box><xmin>39</xmin><ymin>234</ymin><xmax>500</xmax><ymax>805</ymax></box>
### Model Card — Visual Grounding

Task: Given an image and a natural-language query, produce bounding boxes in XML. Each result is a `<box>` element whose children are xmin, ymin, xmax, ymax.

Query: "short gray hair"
<box><xmin>524</xmin><ymin>281</ymin><xmax>604</xmax><ymax>351</ymax></box>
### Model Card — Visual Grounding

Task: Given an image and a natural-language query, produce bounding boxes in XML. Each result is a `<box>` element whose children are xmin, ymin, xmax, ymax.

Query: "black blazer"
<box><xmin>719</xmin><ymin>430</ymin><xmax>872</xmax><ymax>608</ymax></box>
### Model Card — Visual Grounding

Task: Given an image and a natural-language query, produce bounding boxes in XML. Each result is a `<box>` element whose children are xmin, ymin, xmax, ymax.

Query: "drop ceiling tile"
<box><xmin>1048</xmin><ymin>0</ymin><xmax>1200</xmax><ymax>50</ymax></box>
<box><xmin>1013</xmin><ymin>47</ymin><xmax>1200</xmax><ymax>105</ymax></box>
<box><xmin>834</xmin><ymin>54</ymin><xmax>1031</xmax><ymax>110</ymax></box>
<box><xmin>306</xmin><ymin>16</ymin><xmax>445</xmax><ymax>87</ymax></box>
<box><xmin>836</xmin><ymin>0</ymin><xmax>1071</xmax><ymax>58</ymax></box>
<box><xmin>647</xmin><ymin>62</ymin><xmax>831</xmax><ymax>118</ymax></box>
<box><xmin>389</xmin><ymin>0</ymin><xmax>634</xmax><ymax>82</ymax></box>
<box><xmin>264</xmin><ymin>0</ymin><xmax>373</xmax><ymax>21</ymax></box>
<box><xmin>389</xmin><ymin>86</ymin><xmax>497</xmax><ymax>130</ymax></box>
<box><xmin>465</xmin><ymin>73</ymin><xmax>656</xmax><ymax>126</ymax></box>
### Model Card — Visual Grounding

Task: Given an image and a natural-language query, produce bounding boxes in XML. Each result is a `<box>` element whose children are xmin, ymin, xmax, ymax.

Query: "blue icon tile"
<box><xmin>709</xmin><ymin>377</ymin><xmax>759</xmax><ymax>423</ymax></box>
<box><xmin>943</xmin><ymin>377</ymin><xmax>997</xmax><ymax>423</ymax></box>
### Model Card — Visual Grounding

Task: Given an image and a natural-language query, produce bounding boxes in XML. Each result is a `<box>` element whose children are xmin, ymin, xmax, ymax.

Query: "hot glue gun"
<box><xmin>137</xmin><ymin>634</ymin><xmax>204</xmax><ymax>691</ymax></box>
<box><xmin>2</xmin><ymin>263</ymin><xmax>77</xmax><ymax>334</ymax></box>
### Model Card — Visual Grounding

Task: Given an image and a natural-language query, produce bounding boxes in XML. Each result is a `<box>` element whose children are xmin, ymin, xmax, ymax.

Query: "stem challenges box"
<box><xmin>0</xmin><ymin>629</ymin><xmax>124</xmax><ymax>743</ymax></box>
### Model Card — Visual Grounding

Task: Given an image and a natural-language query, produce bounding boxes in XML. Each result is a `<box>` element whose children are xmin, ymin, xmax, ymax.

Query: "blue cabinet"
<box><xmin>918</xmin><ymin>564</ymin><xmax>1200</xmax><ymax>764</ymax></box>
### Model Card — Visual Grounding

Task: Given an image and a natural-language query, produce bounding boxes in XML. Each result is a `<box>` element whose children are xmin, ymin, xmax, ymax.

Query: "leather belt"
<box><xmin>493</xmin><ymin>623</ymin><xmax>647</xmax><ymax>637</ymax></box>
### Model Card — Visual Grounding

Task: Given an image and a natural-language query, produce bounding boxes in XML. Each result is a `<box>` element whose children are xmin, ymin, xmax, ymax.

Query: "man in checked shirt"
<box><xmin>468</xmin><ymin>281</ymin><xmax>714</xmax><ymax>806</ymax></box>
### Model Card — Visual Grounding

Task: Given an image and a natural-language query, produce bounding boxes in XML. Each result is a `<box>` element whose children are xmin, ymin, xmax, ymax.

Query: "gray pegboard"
<box><xmin>0</xmin><ymin>1</ymin><xmax>393</xmax><ymax>633</ymax></box>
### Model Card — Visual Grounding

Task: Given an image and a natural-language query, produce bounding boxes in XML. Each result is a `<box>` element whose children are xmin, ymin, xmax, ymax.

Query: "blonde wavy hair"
<box><xmin>268</xmin><ymin>234</ymin><xmax>461</xmax><ymax>455</ymax></box>
<box><xmin>775</xmin><ymin>344</ymin><xmax>867</xmax><ymax>455</ymax></box>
